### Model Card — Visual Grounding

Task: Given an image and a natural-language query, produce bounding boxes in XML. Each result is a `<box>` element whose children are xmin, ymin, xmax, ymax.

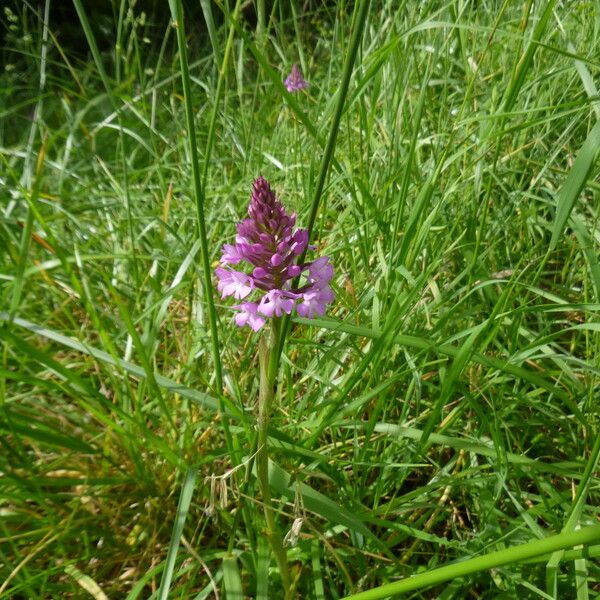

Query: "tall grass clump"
<box><xmin>1</xmin><ymin>1</ymin><xmax>599</xmax><ymax>598</ymax></box>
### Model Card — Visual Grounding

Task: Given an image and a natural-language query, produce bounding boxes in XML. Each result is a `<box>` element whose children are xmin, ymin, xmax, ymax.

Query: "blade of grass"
<box><xmin>546</xmin><ymin>431</ymin><xmax>600</xmax><ymax>596</ymax></box>
<box><xmin>0</xmin><ymin>325</ymin><xmax>186</xmax><ymax>471</ymax></box>
<box><xmin>256</xmin><ymin>536</ymin><xmax>269</xmax><ymax>600</ymax></box>
<box><xmin>293</xmin><ymin>315</ymin><xmax>583</xmax><ymax>429</ymax></box>
<box><xmin>367</xmin><ymin>423</ymin><xmax>581</xmax><ymax>478</ymax></box>
<box><xmin>549</xmin><ymin>119</ymin><xmax>600</xmax><ymax>250</ymax></box>
<box><xmin>200</xmin><ymin>0</ymin><xmax>243</xmax><ymax>192</ymax></box>
<box><xmin>277</xmin><ymin>0</ymin><xmax>372</xmax><ymax>359</ymax></box>
<box><xmin>571</xmin><ymin>214</ymin><xmax>600</xmax><ymax>301</ymax></box>
<box><xmin>500</xmin><ymin>0</ymin><xmax>557</xmax><ymax>116</ymax></box>
<box><xmin>473</xmin><ymin>0</ymin><xmax>555</xmax><ymax>271</ymax></box>
<box><xmin>63</xmin><ymin>564</ymin><xmax>109</xmax><ymax>600</ymax></box>
<box><xmin>311</xmin><ymin>541</ymin><xmax>326</xmax><ymax>600</ymax></box>
<box><xmin>388</xmin><ymin>57</ymin><xmax>429</xmax><ymax>284</ymax></box>
<box><xmin>222</xmin><ymin>555</ymin><xmax>243</xmax><ymax>600</ymax></box>
<box><xmin>199</xmin><ymin>0</ymin><xmax>221</xmax><ymax>66</ymax></box>
<box><xmin>525</xmin><ymin>544</ymin><xmax>600</xmax><ymax>565</ymax></box>
<box><xmin>267</xmin><ymin>459</ymin><xmax>375</xmax><ymax>542</ymax></box>
<box><xmin>416</xmin><ymin>277</ymin><xmax>516</xmax><ymax>454</ymax></box>
<box><xmin>167</xmin><ymin>0</ymin><xmax>224</xmax><ymax>398</ymax></box>
<box><xmin>303</xmin><ymin>0</ymin><xmax>372</xmax><ymax>238</ymax></box>
<box><xmin>0</xmin><ymin>313</ymin><xmax>223</xmax><ymax>415</ymax></box>
<box><xmin>0</xmin><ymin>411</ymin><xmax>95</xmax><ymax>454</ymax></box>
<box><xmin>157</xmin><ymin>467</ymin><xmax>199</xmax><ymax>600</ymax></box>
<box><xmin>125</xmin><ymin>563</ymin><xmax>166</xmax><ymax>600</ymax></box>
<box><xmin>71</xmin><ymin>0</ymin><xmax>139</xmax><ymax>285</ymax></box>
<box><xmin>341</xmin><ymin>525</ymin><xmax>600</xmax><ymax>600</ymax></box>
<box><xmin>9</xmin><ymin>141</ymin><xmax>44</xmax><ymax>318</ymax></box>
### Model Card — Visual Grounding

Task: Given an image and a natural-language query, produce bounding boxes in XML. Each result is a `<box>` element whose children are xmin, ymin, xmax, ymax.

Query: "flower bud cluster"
<box><xmin>284</xmin><ymin>64</ymin><xmax>308</xmax><ymax>92</ymax></box>
<box><xmin>215</xmin><ymin>177</ymin><xmax>333</xmax><ymax>330</ymax></box>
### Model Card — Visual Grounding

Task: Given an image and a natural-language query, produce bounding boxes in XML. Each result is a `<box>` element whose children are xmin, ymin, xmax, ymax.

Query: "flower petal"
<box><xmin>234</xmin><ymin>302</ymin><xmax>265</xmax><ymax>331</ymax></box>
<box><xmin>258</xmin><ymin>290</ymin><xmax>296</xmax><ymax>317</ymax></box>
<box><xmin>215</xmin><ymin>268</ymin><xmax>254</xmax><ymax>299</ymax></box>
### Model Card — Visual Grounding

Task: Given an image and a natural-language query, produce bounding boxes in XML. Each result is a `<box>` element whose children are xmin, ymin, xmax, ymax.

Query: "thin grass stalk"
<box><xmin>19</xmin><ymin>0</ymin><xmax>50</xmax><ymax>190</ymax></box>
<box><xmin>115</xmin><ymin>0</ymin><xmax>127</xmax><ymax>84</ymax></box>
<box><xmin>157</xmin><ymin>467</ymin><xmax>199</xmax><ymax>600</ymax></box>
<box><xmin>199</xmin><ymin>0</ymin><xmax>221</xmax><ymax>65</ymax></box>
<box><xmin>524</xmin><ymin>543</ymin><xmax>600</xmax><ymax>565</ymax></box>
<box><xmin>9</xmin><ymin>143</ymin><xmax>44</xmax><ymax>319</ymax></box>
<box><xmin>167</xmin><ymin>0</ymin><xmax>225</xmax><ymax>399</ymax></box>
<box><xmin>387</xmin><ymin>58</ymin><xmax>429</xmax><ymax>287</ymax></box>
<box><xmin>546</xmin><ymin>430</ymin><xmax>600</xmax><ymax>593</ymax></box>
<box><xmin>71</xmin><ymin>0</ymin><xmax>140</xmax><ymax>286</ymax></box>
<box><xmin>303</xmin><ymin>0</ymin><xmax>370</xmax><ymax>239</ymax></box>
<box><xmin>9</xmin><ymin>0</ymin><xmax>50</xmax><ymax>315</ymax></box>
<box><xmin>563</xmin><ymin>430</ymin><xmax>600</xmax><ymax>532</ymax></box>
<box><xmin>341</xmin><ymin>525</ymin><xmax>600</xmax><ymax>600</ymax></box>
<box><xmin>472</xmin><ymin>0</ymin><xmax>556</xmax><ymax>271</ymax></box>
<box><xmin>276</xmin><ymin>0</ymin><xmax>371</xmax><ymax>362</ymax></box>
<box><xmin>201</xmin><ymin>0</ymin><xmax>243</xmax><ymax>191</ymax></box>
<box><xmin>256</xmin><ymin>0</ymin><xmax>266</xmax><ymax>44</ymax></box>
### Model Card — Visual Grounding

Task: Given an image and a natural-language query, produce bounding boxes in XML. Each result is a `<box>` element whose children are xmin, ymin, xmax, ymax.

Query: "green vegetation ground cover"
<box><xmin>1</xmin><ymin>1</ymin><xmax>599</xmax><ymax>598</ymax></box>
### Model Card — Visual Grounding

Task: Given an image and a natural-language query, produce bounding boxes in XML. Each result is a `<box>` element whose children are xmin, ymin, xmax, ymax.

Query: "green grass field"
<box><xmin>1</xmin><ymin>1</ymin><xmax>599</xmax><ymax>598</ymax></box>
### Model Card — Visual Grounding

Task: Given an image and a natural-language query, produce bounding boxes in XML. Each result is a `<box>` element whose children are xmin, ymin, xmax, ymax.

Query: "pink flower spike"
<box><xmin>215</xmin><ymin>267</ymin><xmax>254</xmax><ymax>299</ymax></box>
<box><xmin>214</xmin><ymin>177</ymin><xmax>335</xmax><ymax>328</ymax></box>
<box><xmin>234</xmin><ymin>302</ymin><xmax>265</xmax><ymax>331</ymax></box>
<box><xmin>284</xmin><ymin>64</ymin><xmax>308</xmax><ymax>93</ymax></box>
<box><xmin>258</xmin><ymin>290</ymin><xmax>296</xmax><ymax>318</ymax></box>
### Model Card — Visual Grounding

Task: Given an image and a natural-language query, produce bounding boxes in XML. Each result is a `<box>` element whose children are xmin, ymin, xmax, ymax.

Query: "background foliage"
<box><xmin>1</xmin><ymin>1</ymin><xmax>599</xmax><ymax>598</ymax></box>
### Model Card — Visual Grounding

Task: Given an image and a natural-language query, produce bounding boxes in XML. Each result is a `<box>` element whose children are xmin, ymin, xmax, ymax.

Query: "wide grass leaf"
<box><xmin>157</xmin><ymin>467</ymin><xmax>199</xmax><ymax>600</ymax></box>
<box><xmin>550</xmin><ymin>119</ymin><xmax>600</xmax><ymax>250</ymax></box>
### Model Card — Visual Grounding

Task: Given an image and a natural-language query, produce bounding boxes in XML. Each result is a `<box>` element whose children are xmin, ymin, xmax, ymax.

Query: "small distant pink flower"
<box><xmin>284</xmin><ymin>64</ymin><xmax>308</xmax><ymax>92</ymax></box>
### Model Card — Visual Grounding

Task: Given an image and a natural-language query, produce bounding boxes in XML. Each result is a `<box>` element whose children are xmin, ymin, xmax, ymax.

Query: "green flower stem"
<box><xmin>257</xmin><ymin>318</ymin><xmax>291</xmax><ymax>598</ymax></box>
<box><xmin>341</xmin><ymin>525</ymin><xmax>600</xmax><ymax>600</ymax></box>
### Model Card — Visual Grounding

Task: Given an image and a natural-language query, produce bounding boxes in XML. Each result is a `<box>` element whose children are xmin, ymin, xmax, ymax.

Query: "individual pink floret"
<box><xmin>215</xmin><ymin>267</ymin><xmax>254</xmax><ymax>299</ymax></box>
<box><xmin>234</xmin><ymin>302</ymin><xmax>266</xmax><ymax>332</ymax></box>
<box><xmin>296</xmin><ymin>286</ymin><xmax>335</xmax><ymax>319</ymax></box>
<box><xmin>307</xmin><ymin>256</ymin><xmax>334</xmax><ymax>285</ymax></box>
<box><xmin>258</xmin><ymin>290</ymin><xmax>296</xmax><ymax>318</ymax></box>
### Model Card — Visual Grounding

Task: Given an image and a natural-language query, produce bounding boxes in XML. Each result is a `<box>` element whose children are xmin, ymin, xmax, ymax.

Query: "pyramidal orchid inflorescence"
<box><xmin>216</xmin><ymin>177</ymin><xmax>334</xmax><ymax>331</ymax></box>
<box><xmin>284</xmin><ymin>64</ymin><xmax>308</xmax><ymax>92</ymax></box>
